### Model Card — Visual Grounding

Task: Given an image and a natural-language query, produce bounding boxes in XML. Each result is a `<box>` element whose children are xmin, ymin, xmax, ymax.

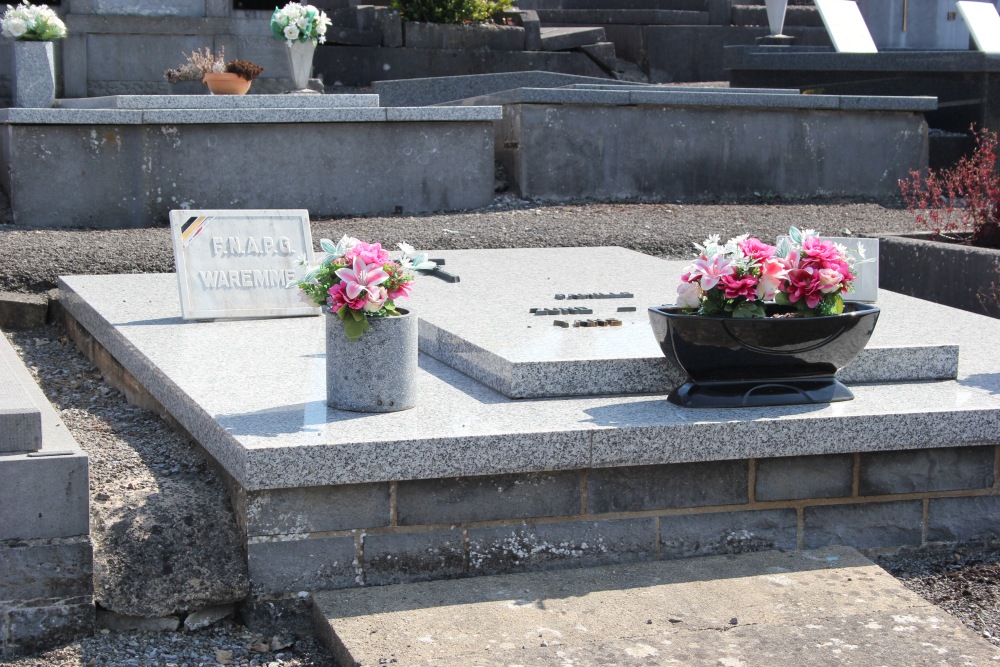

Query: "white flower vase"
<box><xmin>765</xmin><ymin>0</ymin><xmax>788</xmax><ymax>36</ymax></box>
<box><xmin>13</xmin><ymin>40</ymin><xmax>56</xmax><ymax>108</ymax></box>
<box><xmin>325</xmin><ymin>309</ymin><xmax>418</xmax><ymax>413</ymax></box>
<box><xmin>286</xmin><ymin>40</ymin><xmax>317</xmax><ymax>93</ymax></box>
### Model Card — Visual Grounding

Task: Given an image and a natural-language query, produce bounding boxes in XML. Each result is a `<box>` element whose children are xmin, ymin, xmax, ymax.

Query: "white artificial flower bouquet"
<box><xmin>1</xmin><ymin>1</ymin><xmax>66</xmax><ymax>41</ymax></box>
<box><xmin>270</xmin><ymin>2</ymin><xmax>332</xmax><ymax>45</ymax></box>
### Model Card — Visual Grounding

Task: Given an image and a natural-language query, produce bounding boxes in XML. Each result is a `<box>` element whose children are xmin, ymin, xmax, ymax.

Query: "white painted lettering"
<box><xmin>285</xmin><ymin>269</ymin><xmax>295</xmax><ymax>284</ymax></box>
<box><xmin>228</xmin><ymin>270</ymin><xmax>240</xmax><ymax>286</ymax></box>
<box><xmin>262</xmin><ymin>237</ymin><xmax>275</xmax><ymax>254</ymax></box>
<box><xmin>211</xmin><ymin>237</ymin><xmax>224</xmax><ymax>256</ymax></box>
<box><xmin>217</xmin><ymin>271</ymin><xmax>229</xmax><ymax>288</ymax></box>
<box><xmin>227</xmin><ymin>237</ymin><xmax>242</xmax><ymax>255</ymax></box>
<box><xmin>245</xmin><ymin>237</ymin><xmax>261</xmax><ymax>254</ymax></box>
<box><xmin>241</xmin><ymin>269</ymin><xmax>252</xmax><ymax>285</ymax></box>
<box><xmin>278</xmin><ymin>237</ymin><xmax>292</xmax><ymax>255</ymax></box>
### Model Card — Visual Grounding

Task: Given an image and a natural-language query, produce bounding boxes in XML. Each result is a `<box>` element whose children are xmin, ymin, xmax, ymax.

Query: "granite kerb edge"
<box><xmin>240</xmin><ymin>429</ymin><xmax>593</xmax><ymax>490</ymax></box>
<box><xmin>589</xmin><ymin>406</ymin><xmax>1000</xmax><ymax>469</ymax></box>
<box><xmin>57</xmin><ymin>276</ymin><xmax>253</xmax><ymax>489</ymax></box>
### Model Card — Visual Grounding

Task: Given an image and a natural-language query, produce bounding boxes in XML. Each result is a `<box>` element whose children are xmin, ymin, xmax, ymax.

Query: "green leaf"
<box><xmin>788</xmin><ymin>226</ymin><xmax>803</xmax><ymax>244</ymax></box>
<box><xmin>336</xmin><ymin>305</ymin><xmax>350</xmax><ymax>321</ymax></box>
<box><xmin>831</xmin><ymin>294</ymin><xmax>844</xmax><ymax>315</ymax></box>
<box><xmin>774</xmin><ymin>292</ymin><xmax>792</xmax><ymax>307</ymax></box>
<box><xmin>343</xmin><ymin>316</ymin><xmax>369</xmax><ymax>340</ymax></box>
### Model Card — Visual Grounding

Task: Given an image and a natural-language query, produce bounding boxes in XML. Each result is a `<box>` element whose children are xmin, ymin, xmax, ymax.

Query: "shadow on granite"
<box><xmin>580</xmin><ymin>398</ymin><xmax>828</xmax><ymax>427</ymax></box>
<box><xmin>958</xmin><ymin>373</ymin><xmax>1000</xmax><ymax>396</ymax></box>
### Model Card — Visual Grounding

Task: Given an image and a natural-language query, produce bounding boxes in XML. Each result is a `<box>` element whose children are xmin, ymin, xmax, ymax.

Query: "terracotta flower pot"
<box><xmin>202</xmin><ymin>72</ymin><xmax>252</xmax><ymax>95</ymax></box>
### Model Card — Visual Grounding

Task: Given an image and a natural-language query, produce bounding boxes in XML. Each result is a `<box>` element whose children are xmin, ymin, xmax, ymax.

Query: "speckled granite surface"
<box><xmin>410</xmin><ymin>248</ymin><xmax>957</xmax><ymax>397</ymax></box>
<box><xmin>59</xmin><ymin>253</ymin><xmax>1000</xmax><ymax>490</ymax></box>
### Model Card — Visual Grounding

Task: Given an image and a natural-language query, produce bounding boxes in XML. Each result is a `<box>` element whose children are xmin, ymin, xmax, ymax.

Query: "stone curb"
<box><xmin>0</xmin><ymin>290</ymin><xmax>59</xmax><ymax>331</ymax></box>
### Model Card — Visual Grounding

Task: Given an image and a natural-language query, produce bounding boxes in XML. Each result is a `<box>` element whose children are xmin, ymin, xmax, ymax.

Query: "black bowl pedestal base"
<box><xmin>670</xmin><ymin>378</ymin><xmax>855</xmax><ymax>409</ymax></box>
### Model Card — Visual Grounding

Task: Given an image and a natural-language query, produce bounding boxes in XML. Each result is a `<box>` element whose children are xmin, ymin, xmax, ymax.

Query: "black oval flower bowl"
<box><xmin>648</xmin><ymin>302</ymin><xmax>881</xmax><ymax>409</ymax></box>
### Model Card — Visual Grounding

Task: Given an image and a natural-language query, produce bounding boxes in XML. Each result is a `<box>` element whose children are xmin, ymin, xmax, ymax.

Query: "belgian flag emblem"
<box><xmin>180</xmin><ymin>215</ymin><xmax>215</xmax><ymax>249</ymax></box>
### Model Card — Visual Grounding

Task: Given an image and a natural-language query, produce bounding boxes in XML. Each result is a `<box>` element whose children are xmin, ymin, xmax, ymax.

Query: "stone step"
<box><xmin>0</xmin><ymin>340</ymin><xmax>42</xmax><ymax>453</ymax></box>
<box><xmin>312</xmin><ymin>546</ymin><xmax>1000</xmax><ymax>666</ymax></box>
<box><xmin>540</xmin><ymin>26</ymin><xmax>608</xmax><ymax>51</ymax></box>
<box><xmin>535</xmin><ymin>8</ymin><xmax>710</xmax><ymax>26</ymax></box>
<box><xmin>731</xmin><ymin>4</ymin><xmax>823</xmax><ymax>27</ymax></box>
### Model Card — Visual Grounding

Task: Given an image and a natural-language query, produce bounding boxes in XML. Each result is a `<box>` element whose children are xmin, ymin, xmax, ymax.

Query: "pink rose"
<box><xmin>720</xmin><ymin>273</ymin><xmax>758</xmax><ymax>300</ymax></box>
<box><xmin>802</xmin><ymin>237</ymin><xmax>842</xmax><ymax>264</ymax></box>
<box><xmin>328</xmin><ymin>282</ymin><xmax>366</xmax><ymax>312</ymax></box>
<box><xmin>363</xmin><ymin>285</ymin><xmax>388</xmax><ymax>312</ymax></box>
<box><xmin>345</xmin><ymin>241</ymin><xmax>390</xmax><ymax>266</ymax></box>
<box><xmin>739</xmin><ymin>237</ymin><xmax>776</xmax><ymax>262</ymax></box>
<box><xmin>817</xmin><ymin>268</ymin><xmax>844</xmax><ymax>294</ymax></box>
<box><xmin>784</xmin><ymin>267</ymin><xmax>824</xmax><ymax>309</ymax></box>
<box><xmin>387</xmin><ymin>281</ymin><xmax>412</xmax><ymax>301</ymax></box>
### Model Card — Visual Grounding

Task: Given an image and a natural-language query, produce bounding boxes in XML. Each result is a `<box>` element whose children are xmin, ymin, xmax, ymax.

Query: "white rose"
<box><xmin>295</xmin><ymin>17</ymin><xmax>308</xmax><ymax>29</ymax></box>
<box><xmin>283</xmin><ymin>24</ymin><xmax>300</xmax><ymax>40</ymax></box>
<box><xmin>676</xmin><ymin>281</ymin><xmax>703</xmax><ymax>309</ymax></box>
<box><xmin>4</xmin><ymin>17</ymin><xmax>27</xmax><ymax>38</ymax></box>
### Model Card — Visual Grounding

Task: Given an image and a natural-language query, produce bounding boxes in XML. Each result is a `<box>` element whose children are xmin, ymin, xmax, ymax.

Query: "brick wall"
<box><xmin>239</xmin><ymin>445</ymin><xmax>1000</xmax><ymax>594</ymax></box>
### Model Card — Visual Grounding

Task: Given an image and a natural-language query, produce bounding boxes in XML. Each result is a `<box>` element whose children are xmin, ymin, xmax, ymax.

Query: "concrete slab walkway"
<box><xmin>314</xmin><ymin>546</ymin><xmax>1000</xmax><ymax>666</ymax></box>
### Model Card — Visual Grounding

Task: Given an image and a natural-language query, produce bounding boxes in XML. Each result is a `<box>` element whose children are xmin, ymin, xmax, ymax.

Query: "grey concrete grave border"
<box><xmin>0</xmin><ymin>103</ymin><xmax>501</xmax><ymax>228</ymax></box>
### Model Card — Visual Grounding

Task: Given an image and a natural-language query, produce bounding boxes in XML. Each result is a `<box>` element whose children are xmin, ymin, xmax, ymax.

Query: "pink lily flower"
<box><xmin>689</xmin><ymin>254</ymin><xmax>735</xmax><ymax>291</ymax></box>
<box><xmin>335</xmin><ymin>257</ymin><xmax>389</xmax><ymax>301</ymax></box>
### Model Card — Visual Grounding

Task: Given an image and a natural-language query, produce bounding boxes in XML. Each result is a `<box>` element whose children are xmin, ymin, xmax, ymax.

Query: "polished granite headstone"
<box><xmin>407</xmin><ymin>247</ymin><xmax>955</xmax><ymax>398</ymax></box>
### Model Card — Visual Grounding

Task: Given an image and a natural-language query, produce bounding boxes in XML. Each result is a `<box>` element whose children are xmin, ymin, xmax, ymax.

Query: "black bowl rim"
<box><xmin>649</xmin><ymin>301</ymin><xmax>880</xmax><ymax>322</ymax></box>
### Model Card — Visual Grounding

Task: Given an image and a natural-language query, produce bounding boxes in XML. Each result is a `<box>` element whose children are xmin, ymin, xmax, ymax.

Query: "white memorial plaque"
<box><xmin>815</xmin><ymin>0</ymin><xmax>878</xmax><ymax>53</ymax></box>
<box><xmin>957</xmin><ymin>1</ymin><xmax>1000</xmax><ymax>54</ymax></box>
<box><xmin>170</xmin><ymin>209</ymin><xmax>320</xmax><ymax>320</ymax></box>
<box><xmin>779</xmin><ymin>235</ymin><xmax>879</xmax><ymax>303</ymax></box>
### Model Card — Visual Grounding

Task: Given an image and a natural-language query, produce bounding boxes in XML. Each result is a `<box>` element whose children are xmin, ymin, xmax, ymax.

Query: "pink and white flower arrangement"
<box><xmin>677</xmin><ymin>227</ymin><xmax>865</xmax><ymax>318</ymax></box>
<box><xmin>295</xmin><ymin>236</ymin><xmax>432</xmax><ymax>340</ymax></box>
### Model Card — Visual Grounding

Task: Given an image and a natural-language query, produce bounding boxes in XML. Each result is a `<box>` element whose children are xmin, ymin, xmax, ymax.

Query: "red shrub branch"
<box><xmin>899</xmin><ymin>126</ymin><xmax>1000</xmax><ymax>249</ymax></box>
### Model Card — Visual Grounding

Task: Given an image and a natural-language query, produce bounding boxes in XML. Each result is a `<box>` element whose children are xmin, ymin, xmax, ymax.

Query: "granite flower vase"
<box><xmin>286</xmin><ymin>40</ymin><xmax>316</xmax><ymax>93</ymax></box>
<box><xmin>765</xmin><ymin>0</ymin><xmax>788</xmax><ymax>36</ymax></box>
<box><xmin>325</xmin><ymin>309</ymin><xmax>418</xmax><ymax>412</ymax></box>
<box><xmin>648</xmin><ymin>302</ymin><xmax>880</xmax><ymax>408</ymax></box>
<box><xmin>13</xmin><ymin>40</ymin><xmax>56</xmax><ymax>109</ymax></box>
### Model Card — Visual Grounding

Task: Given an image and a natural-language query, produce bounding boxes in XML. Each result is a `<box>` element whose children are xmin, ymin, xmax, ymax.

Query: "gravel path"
<box><xmin>3</xmin><ymin>196</ymin><xmax>1000</xmax><ymax>666</ymax></box>
<box><xmin>0</xmin><ymin>195</ymin><xmax>917</xmax><ymax>294</ymax></box>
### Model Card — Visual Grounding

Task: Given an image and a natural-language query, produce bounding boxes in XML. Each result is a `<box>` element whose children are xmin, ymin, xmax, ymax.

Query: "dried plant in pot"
<box><xmin>165</xmin><ymin>46</ymin><xmax>225</xmax><ymax>87</ymax></box>
<box><xmin>203</xmin><ymin>59</ymin><xmax>264</xmax><ymax>95</ymax></box>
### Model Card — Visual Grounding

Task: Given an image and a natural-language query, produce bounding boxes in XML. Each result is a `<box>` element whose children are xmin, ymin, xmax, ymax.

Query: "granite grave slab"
<box><xmin>407</xmin><ymin>247</ymin><xmax>949</xmax><ymax>398</ymax></box>
<box><xmin>57</xmin><ymin>246</ymin><xmax>1000</xmax><ymax>493</ymax></box>
<box><xmin>57</xmin><ymin>94</ymin><xmax>382</xmax><ymax>110</ymax></box>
